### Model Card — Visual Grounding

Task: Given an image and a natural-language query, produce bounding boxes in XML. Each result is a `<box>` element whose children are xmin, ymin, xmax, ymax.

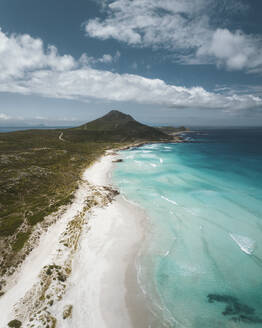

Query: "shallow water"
<box><xmin>113</xmin><ymin>129</ymin><xmax>262</xmax><ymax>327</ymax></box>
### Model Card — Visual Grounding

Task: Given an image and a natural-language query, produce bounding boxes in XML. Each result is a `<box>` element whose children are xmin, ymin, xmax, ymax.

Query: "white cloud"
<box><xmin>0</xmin><ymin>113</ymin><xmax>11</xmax><ymax>120</ymax></box>
<box><xmin>6</xmin><ymin>67</ymin><xmax>262</xmax><ymax>111</ymax></box>
<box><xmin>86</xmin><ymin>0</ymin><xmax>210</xmax><ymax>49</ymax></box>
<box><xmin>0</xmin><ymin>28</ymin><xmax>76</xmax><ymax>81</ymax></box>
<box><xmin>115</xmin><ymin>50</ymin><xmax>121</xmax><ymax>61</ymax></box>
<box><xmin>100</xmin><ymin>54</ymin><xmax>113</xmax><ymax>63</ymax></box>
<box><xmin>85</xmin><ymin>0</ymin><xmax>262</xmax><ymax>73</ymax></box>
<box><xmin>79</xmin><ymin>50</ymin><xmax>120</xmax><ymax>66</ymax></box>
<box><xmin>197</xmin><ymin>29</ymin><xmax>262</xmax><ymax>72</ymax></box>
<box><xmin>0</xmin><ymin>29</ymin><xmax>261</xmax><ymax>111</ymax></box>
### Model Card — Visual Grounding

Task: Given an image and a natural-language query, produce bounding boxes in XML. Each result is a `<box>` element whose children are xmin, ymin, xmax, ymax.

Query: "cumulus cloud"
<box><xmin>86</xmin><ymin>0</ymin><xmax>210</xmax><ymax>49</ymax></box>
<box><xmin>79</xmin><ymin>50</ymin><xmax>120</xmax><ymax>66</ymax></box>
<box><xmin>99</xmin><ymin>54</ymin><xmax>113</xmax><ymax>63</ymax></box>
<box><xmin>0</xmin><ymin>29</ymin><xmax>261</xmax><ymax>111</ymax></box>
<box><xmin>197</xmin><ymin>29</ymin><xmax>262</xmax><ymax>72</ymax></box>
<box><xmin>0</xmin><ymin>28</ymin><xmax>76</xmax><ymax>80</ymax></box>
<box><xmin>0</xmin><ymin>113</ymin><xmax>11</xmax><ymax>120</ymax></box>
<box><xmin>85</xmin><ymin>0</ymin><xmax>262</xmax><ymax>73</ymax></box>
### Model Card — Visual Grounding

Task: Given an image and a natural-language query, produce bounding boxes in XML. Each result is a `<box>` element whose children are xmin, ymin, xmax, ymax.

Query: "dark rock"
<box><xmin>207</xmin><ymin>293</ymin><xmax>262</xmax><ymax>324</ymax></box>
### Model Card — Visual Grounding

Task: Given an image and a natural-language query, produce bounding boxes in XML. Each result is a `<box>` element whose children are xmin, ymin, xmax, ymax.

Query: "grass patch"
<box><xmin>0</xmin><ymin>216</ymin><xmax>23</xmax><ymax>236</ymax></box>
<box><xmin>12</xmin><ymin>231</ymin><xmax>31</xmax><ymax>252</ymax></box>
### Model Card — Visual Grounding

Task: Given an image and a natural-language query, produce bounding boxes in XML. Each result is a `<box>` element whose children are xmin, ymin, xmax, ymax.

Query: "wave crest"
<box><xmin>161</xmin><ymin>195</ymin><xmax>178</xmax><ymax>206</ymax></box>
<box><xmin>230</xmin><ymin>233</ymin><xmax>256</xmax><ymax>255</ymax></box>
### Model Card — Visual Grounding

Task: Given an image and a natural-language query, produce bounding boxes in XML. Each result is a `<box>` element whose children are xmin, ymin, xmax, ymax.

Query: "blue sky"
<box><xmin>0</xmin><ymin>0</ymin><xmax>262</xmax><ymax>126</ymax></box>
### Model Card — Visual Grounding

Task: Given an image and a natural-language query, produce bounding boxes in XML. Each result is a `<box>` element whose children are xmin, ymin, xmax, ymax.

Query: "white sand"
<box><xmin>0</xmin><ymin>177</ymin><xmax>93</xmax><ymax>326</ymax></box>
<box><xmin>0</xmin><ymin>154</ymin><xmax>150</xmax><ymax>327</ymax></box>
<box><xmin>55</xmin><ymin>155</ymin><xmax>150</xmax><ymax>327</ymax></box>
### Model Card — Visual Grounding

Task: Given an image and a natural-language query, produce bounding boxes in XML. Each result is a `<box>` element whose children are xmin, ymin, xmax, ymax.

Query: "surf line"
<box><xmin>161</xmin><ymin>195</ymin><xmax>178</xmax><ymax>206</ymax></box>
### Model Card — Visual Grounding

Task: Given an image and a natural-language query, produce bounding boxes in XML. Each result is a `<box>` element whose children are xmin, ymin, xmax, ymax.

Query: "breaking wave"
<box><xmin>161</xmin><ymin>195</ymin><xmax>178</xmax><ymax>206</ymax></box>
<box><xmin>230</xmin><ymin>233</ymin><xmax>256</xmax><ymax>255</ymax></box>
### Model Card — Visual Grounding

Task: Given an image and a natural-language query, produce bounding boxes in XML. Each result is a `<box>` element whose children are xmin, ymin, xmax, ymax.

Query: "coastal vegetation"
<box><xmin>7</xmin><ymin>320</ymin><xmax>22</xmax><ymax>328</ymax></box>
<box><xmin>0</xmin><ymin>129</ymin><xmax>107</xmax><ymax>278</ymax></box>
<box><xmin>0</xmin><ymin>110</ymin><xmax>181</xmax><ymax>281</ymax></box>
<box><xmin>9</xmin><ymin>182</ymin><xmax>119</xmax><ymax>327</ymax></box>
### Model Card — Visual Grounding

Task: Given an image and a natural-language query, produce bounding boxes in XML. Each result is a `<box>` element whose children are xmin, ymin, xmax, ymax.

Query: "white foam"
<box><xmin>150</xmin><ymin>163</ymin><xmax>157</xmax><ymax>167</ymax></box>
<box><xmin>178</xmin><ymin>263</ymin><xmax>203</xmax><ymax>276</ymax></box>
<box><xmin>159</xmin><ymin>158</ymin><xmax>163</xmax><ymax>163</ymax></box>
<box><xmin>164</xmin><ymin>250</ymin><xmax>170</xmax><ymax>257</ymax></box>
<box><xmin>161</xmin><ymin>196</ymin><xmax>178</xmax><ymax>205</ymax></box>
<box><xmin>230</xmin><ymin>233</ymin><xmax>256</xmax><ymax>255</ymax></box>
<box><xmin>184</xmin><ymin>207</ymin><xmax>200</xmax><ymax>216</ymax></box>
<box><xmin>143</xmin><ymin>145</ymin><xmax>156</xmax><ymax>149</ymax></box>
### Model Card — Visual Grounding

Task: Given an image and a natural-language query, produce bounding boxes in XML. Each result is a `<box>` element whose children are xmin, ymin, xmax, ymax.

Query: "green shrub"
<box><xmin>0</xmin><ymin>216</ymin><xmax>23</xmax><ymax>236</ymax></box>
<box><xmin>8</xmin><ymin>319</ymin><xmax>22</xmax><ymax>328</ymax></box>
<box><xmin>0</xmin><ymin>120</ymin><xmax>135</xmax><ymax>273</ymax></box>
<box><xmin>12</xmin><ymin>231</ymin><xmax>30</xmax><ymax>252</ymax></box>
<box><xmin>63</xmin><ymin>305</ymin><xmax>73</xmax><ymax>319</ymax></box>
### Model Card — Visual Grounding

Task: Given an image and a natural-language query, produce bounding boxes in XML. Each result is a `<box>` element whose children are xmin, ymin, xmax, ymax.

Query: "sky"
<box><xmin>0</xmin><ymin>0</ymin><xmax>262</xmax><ymax>127</ymax></box>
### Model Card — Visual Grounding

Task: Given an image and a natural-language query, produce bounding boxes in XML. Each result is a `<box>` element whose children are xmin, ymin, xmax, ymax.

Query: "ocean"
<box><xmin>0</xmin><ymin>126</ymin><xmax>73</xmax><ymax>133</ymax></box>
<box><xmin>113</xmin><ymin>128</ymin><xmax>262</xmax><ymax>327</ymax></box>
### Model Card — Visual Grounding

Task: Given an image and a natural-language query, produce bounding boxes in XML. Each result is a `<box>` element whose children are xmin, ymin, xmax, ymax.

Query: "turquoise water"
<box><xmin>113</xmin><ymin>129</ymin><xmax>262</xmax><ymax>327</ymax></box>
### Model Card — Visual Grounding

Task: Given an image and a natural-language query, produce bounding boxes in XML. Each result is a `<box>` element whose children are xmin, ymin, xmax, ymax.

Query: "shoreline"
<box><xmin>71</xmin><ymin>153</ymin><xmax>153</xmax><ymax>328</ymax></box>
<box><xmin>0</xmin><ymin>152</ymin><xmax>153</xmax><ymax>328</ymax></box>
<box><xmin>113</xmin><ymin>132</ymin><xmax>196</xmax><ymax>152</ymax></box>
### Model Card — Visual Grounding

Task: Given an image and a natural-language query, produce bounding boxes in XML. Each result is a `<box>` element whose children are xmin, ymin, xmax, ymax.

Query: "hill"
<box><xmin>0</xmin><ymin>110</ymin><xmax>171</xmax><ymax>278</ymax></box>
<box><xmin>79</xmin><ymin>110</ymin><xmax>135</xmax><ymax>129</ymax></box>
<box><xmin>68</xmin><ymin>110</ymin><xmax>171</xmax><ymax>142</ymax></box>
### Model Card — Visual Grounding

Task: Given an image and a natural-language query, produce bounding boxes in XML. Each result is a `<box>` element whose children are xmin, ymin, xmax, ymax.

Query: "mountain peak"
<box><xmin>102</xmin><ymin>110</ymin><xmax>135</xmax><ymax>122</ymax></box>
<box><xmin>75</xmin><ymin>110</ymin><xmax>171</xmax><ymax>142</ymax></box>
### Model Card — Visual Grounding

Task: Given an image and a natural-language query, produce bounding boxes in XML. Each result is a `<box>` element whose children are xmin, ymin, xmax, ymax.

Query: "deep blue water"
<box><xmin>113</xmin><ymin>128</ymin><xmax>262</xmax><ymax>327</ymax></box>
<box><xmin>0</xmin><ymin>126</ymin><xmax>73</xmax><ymax>133</ymax></box>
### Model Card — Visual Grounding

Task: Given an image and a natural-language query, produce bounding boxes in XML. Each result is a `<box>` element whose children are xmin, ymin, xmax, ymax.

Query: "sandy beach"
<box><xmin>56</xmin><ymin>154</ymin><xmax>151</xmax><ymax>328</ymax></box>
<box><xmin>0</xmin><ymin>153</ymin><xmax>151</xmax><ymax>327</ymax></box>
